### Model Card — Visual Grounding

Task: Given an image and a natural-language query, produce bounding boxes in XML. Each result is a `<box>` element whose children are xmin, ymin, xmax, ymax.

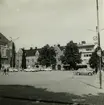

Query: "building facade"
<box><xmin>15</xmin><ymin>48</ymin><xmax>23</xmax><ymax>69</ymax></box>
<box><xmin>53</xmin><ymin>45</ymin><xmax>64</xmax><ymax>70</ymax></box>
<box><xmin>0</xmin><ymin>33</ymin><xmax>11</xmax><ymax>67</ymax></box>
<box><xmin>25</xmin><ymin>48</ymin><xmax>40</xmax><ymax>68</ymax></box>
<box><xmin>78</xmin><ymin>41</ymin><xmax>95</xmax><ymax>65</ymax></box>
<box><xmin>15</xmin><ymin>41</ymin><xmax>95</xmax><ymax>69</ymax></box>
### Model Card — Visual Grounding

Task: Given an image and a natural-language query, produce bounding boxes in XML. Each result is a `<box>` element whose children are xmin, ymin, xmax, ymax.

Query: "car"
<box><xmin>9</xmin><ymin>68</ymin><xmax>14</xmax><ymax>72</ymax></box>
<box><xmin>44</xmin><ymin>68</ymin><xmax>52</xmax><ymax>71</ymax></box>
<box><xmin>75</xmin><ymin>69</ymin><xmax>94</xmax><ymax>76</ymax></box>
<box><xmin>24</xmin><ymin>69</ymin><xmax>32</xmax><ymax>72</ymax></box>
<box><xmin>13</xmin><ymin>69</ymin><xmax>18</xmax><ymax>72</ymax></box>
<box><xmin>31</xmin><ymin>68</ymin><xmax>39</xmax><ymax>72</ymax></box>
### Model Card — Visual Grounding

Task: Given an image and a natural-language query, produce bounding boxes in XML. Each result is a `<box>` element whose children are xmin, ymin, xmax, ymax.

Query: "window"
<box><xmin>32</xmin><ymin>59</ymin><xmax>34</xmax><ymax>62</ymax></box>
<box><xmin>86</xmin><ymin>49</ymin><xmax>92</xmax><ymax>51</ymax></box>
<box><xmin>84</xmin><ymin>54</ymin><xmax>87</xmax><ymax>57</ymax></box>
<box><xmin>84</xmin><ymin>54</ymin><xmax>91</xmax><ymax>57</ymax></box>
<box><xmin>27</xmin><ymin>59</ymin><xmax>29</xmax><ymax>62</ymax></box>
<box><xmin>1</xmin><ymin>48</ymin><xmax>6</xmax><ymax>57</ymax></box>
<box><xmin>89</xmin><ymin>54</ymin><xmax>92</xmax><ymax>57</ymax></box>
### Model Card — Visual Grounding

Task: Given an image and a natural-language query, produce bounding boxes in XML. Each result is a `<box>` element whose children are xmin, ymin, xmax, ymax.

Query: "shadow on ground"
<box><xmin>0</xmin><ymin>85</ymin><xmax>104</xmax><ymax>105</ymax></box>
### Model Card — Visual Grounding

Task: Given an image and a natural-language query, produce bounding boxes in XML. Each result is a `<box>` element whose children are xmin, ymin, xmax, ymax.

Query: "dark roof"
<box><xmin>78</xmin><ymin>44</ymin><xmax>94</xmax><ymax>48</ymax></box>
<box><xmin>0</xmin><ymin>33</ymin><xmax>9</xmax><ymax>45</ymax></box>
<box><xmin>25</xmin><ymin>49</ymin><xmax>36</xmax><ymax>57</ymax></box>
<box><xmin>25</xmin><ymin>48</ymin><xmax>40</xmax><ymax>57</ymax></box>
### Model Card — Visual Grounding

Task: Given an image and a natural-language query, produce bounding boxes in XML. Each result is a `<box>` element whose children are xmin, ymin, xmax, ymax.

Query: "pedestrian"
<box><xmin>6</xmin><ymin>67</ymin><xmax>9</xmax><ymax>75</ymax></box>
<box><xmin>2</xmin><ymin>66</ymin><xmax>6</xmax><ymax>75</ymax></box>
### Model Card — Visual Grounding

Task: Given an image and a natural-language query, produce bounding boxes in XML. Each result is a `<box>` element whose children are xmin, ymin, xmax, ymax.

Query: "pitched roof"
<box><xmin>25</xmin><ymin>48</ymin><xmax>40</xmax><ymax>57</ymax></box>
<box><xmin>0</xmin><ymin>33</ymin><xmax>9</xmax><ymax>45</ymax></box>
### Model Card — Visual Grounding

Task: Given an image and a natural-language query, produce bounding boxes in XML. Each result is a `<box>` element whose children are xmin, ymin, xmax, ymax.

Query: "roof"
<box><xmin>78</xmin><ymin>43</ymin><xmax>94</xmax><ymax>48</ymax></box>
<box><xmin>25</xmin><ymin>48</ymin><xmax>40</xmax><ymax>57</ymax></box>
<box><xmin>0</xmin><ymin>33</ymin><xmax>9</xmax><ymax>45</ymax></box>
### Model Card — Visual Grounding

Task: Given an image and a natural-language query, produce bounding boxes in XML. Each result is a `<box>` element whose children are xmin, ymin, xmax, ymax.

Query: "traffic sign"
<box><xmin>93</xmin><ymin>36</ymin><xmax>98</xmax><ymax>41</ymax></box>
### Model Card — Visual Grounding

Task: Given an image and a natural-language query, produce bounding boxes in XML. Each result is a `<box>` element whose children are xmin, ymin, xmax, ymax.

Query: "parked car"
<box><xmin>9</xmin><ymin>68</ymin><xmax>14</xmax><ymax>72</ymax></box>
<box><xmin>44</xmin><ymin>68</ymin><xmax>52</xmax><ymax>71</ymax></box>
<box><xmin>31</xmin><ymin>68</ymin><xmax>39</xmax><ymax>72</ymax></box>
<box><xmin>13</xmin><ymin>69</ymin><xmax>18</xmax><ymax>72</ymax></box>
<box><xmin>24</xmin><ymin>69</ymin><xmax>32</xmax><ymax>72</ymax></box>
<box><xmin>75</xmin><ymin>69</ymin><xmax>94</xmax><ymax>76</ymax></box>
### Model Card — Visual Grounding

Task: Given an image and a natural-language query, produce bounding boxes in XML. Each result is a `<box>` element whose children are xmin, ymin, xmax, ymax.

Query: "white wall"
<box><xmin>26</xmin><ymin>56</ymin><xmax>39</xmax><ymax>68</ymax></box>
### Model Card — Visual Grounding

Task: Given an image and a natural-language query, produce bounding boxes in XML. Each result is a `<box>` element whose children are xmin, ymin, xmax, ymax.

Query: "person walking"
<box><xmin>2</xmin><ymin>66</ymin><xmax>6</xmax><ymax>75</ymax></box>
<box><xmin>6</xmin><ymin>67</ymin><xmax>9</xmax><ymax>75</ymax></box>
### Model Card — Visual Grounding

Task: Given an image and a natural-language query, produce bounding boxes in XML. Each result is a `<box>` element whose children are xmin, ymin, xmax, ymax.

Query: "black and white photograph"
<box><xmin>0</xmin><ymin>0</ymin><xmax>104</xmax><ymax>105</ymax></box>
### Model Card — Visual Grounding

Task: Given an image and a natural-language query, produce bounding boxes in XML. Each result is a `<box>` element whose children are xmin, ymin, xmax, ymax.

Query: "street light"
<box><xmin>88</xmin><ymin>0</ymin><xmax>103</xmax><ymax>89</ymax></box>
<box><xmin>96</xmin><ymin>0</ymin><xmax>102</xmax><ymax>89</ymax></box>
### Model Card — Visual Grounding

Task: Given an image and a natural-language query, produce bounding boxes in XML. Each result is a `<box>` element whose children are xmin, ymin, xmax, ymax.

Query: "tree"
<box><xmin>10</xmin><ymin>42</ymin><xmax>16</xmax><ymax>68</ymax></box>
<box><xmin>12</xmin><ymin>42</ymin><xmax>16</xmax><ymax>67</ymax></box>
<box><xmin>38</xmin><ymin>44</ymin><xmax>56</xmax><ymax>67</ymax></box>
<box><xmin>89</xmin><ymin>47</ymin><xmax>102</xmax><ymax>73</ymax></box>
<box><xmin>21</xmin><ymin>48</ymin><xmax>26</xmax><ymax>69</ymax></box>
<box><xmin>0</xmin><ymin>52</ymin><xmax>1</xmax><ymax>70</ymax></box>
<box><xmin>61</xmin><ymin>41</ymin><xmax>81</xmax><ymax>69</ymax></box>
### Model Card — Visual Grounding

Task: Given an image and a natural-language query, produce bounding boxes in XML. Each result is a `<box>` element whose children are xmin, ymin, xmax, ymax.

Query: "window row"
<box><xmin>84</xmin><ymin>54</ymin><xmax>92</xmax><ymax>57</ymax></box>
<box><xmin>26</xmin><ymin>59</ymin><xmax>35</xmax><ymax>62</ymax></box>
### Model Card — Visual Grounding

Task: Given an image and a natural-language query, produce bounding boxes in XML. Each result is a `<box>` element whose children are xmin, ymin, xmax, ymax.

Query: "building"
<box><xmin>78</xmin><ymin>41</ymin><xmax>95</xmax><ymax>65</ymax></box>
<box><xmin>53</xmin><ymin>45</ymin><xmax>64</xmax><ymax>70</ymax></box>
<box><xmin>15</xmin><ymin>41</ymin><xmax>95</xmax><ymax>69</ymax></box>
<box><xmin>56</xmin><ymin>41</ymin><xmax>95</xmax><ymax>69</ymax></box>
<box><xmin>15</xmin><ymin>48</ymin><xmax>23</xmax><ymax>69</ymax></box>
<box><xmin>16</xmin><ymin>47</ymin><xmax>40</xmax><ymax>69</ymax></box>
<box><xmin>25</xmin><ymin>47</ymin><xmax>40</xmax><ymax>68</ymax></box>
<box><xmin>0</xmin><ymin>33</ymin><xmax>11</xmax><ymax>67</ymax></box>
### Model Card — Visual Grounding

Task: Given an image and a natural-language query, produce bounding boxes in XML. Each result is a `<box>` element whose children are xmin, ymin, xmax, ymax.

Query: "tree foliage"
<box><xmin>60</xmin><ymin>41</ymin><xmax>81</xmax><ymax>69</ymax></box>
<box><xmin>38</xmin><ymin>44</ymin><xmax>56</xmax><ymax>67</ymax></box>
<box><xmin>0</xmin><ymin>52</ymin><xmax>1</xmax><ymax>69</ymax></box>
<box><xmin>10</xmin><ymin>42</ymin><xmax>16</xmax><ymax>68</ymax></box>
<box><xmin>12</xmin><ymin>42</ymin><xmax>16</xmax><ymax>67</ymax></box>
<box><xmin>21</xmin><ymin>48</ymin><xmax>26</xmax><ymax>69</ymax></box>
<box><xmin>89</xmin><ymin>47</ymin><xmax>102</xmax><ymax>73</ymax></box>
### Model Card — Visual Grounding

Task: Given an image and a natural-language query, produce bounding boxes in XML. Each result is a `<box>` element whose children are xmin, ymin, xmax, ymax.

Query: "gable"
<box><xmin>0</xmin><ymin>33</ymin><xmax>9</xmax><ymax>45</ymax></box>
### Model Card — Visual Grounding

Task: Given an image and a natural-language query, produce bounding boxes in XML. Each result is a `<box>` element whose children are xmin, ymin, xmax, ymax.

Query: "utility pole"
<box><xmin>96</xmin><ymin>0</ymin><xmax>102</xmax><ymax>89</ymax></box>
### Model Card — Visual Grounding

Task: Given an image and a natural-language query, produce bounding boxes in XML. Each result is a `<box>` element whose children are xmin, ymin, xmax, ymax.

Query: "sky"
<box><xmin>0</xmin><ymin>0</ymin><xmax>104</xmax><ymax>51</ymax></box>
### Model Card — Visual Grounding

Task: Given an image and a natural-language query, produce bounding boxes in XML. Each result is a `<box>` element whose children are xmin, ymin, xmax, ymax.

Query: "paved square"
<box><xmin>0</xmin><ymin>71</ymin><xmax>104</xmax><ymax>96</ymax></box>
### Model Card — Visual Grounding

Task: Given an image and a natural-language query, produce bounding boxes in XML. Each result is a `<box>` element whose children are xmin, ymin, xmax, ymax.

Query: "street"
<box><xmin>0</xmin><ymin>70</ymin><xmax>104</xmax><ymax>95</ymax></box>
<box><xmin>1</xmin><ymin>71</ymin><xmax>104</xmax><ymax>105</ymax></box>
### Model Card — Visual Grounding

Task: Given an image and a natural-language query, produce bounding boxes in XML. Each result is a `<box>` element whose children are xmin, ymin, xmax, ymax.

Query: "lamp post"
<box><xmin>96</xmin><ymin>0</ymin><xmax>102</xmax><ymax>89</ymax></box>
<box><xmin>88</xmin><ymin>0</ymin><xmax>102</xmax><ymax>89</ymax></box>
